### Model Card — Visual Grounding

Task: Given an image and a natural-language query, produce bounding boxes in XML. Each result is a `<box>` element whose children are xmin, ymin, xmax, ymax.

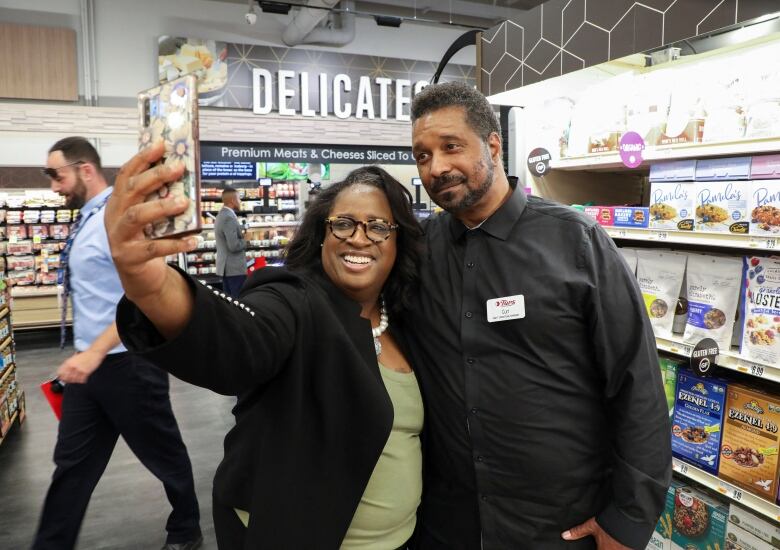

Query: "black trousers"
<box><xmin>33</xmin><ymin>352</ymin><xmax>201</xmax><ymax>549</ymax></box>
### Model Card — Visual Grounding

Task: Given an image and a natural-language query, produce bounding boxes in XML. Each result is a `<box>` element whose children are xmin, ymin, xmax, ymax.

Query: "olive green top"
<box><xmin>234</xmin><ymin>363</ymin><xmax>423</xmax><ymax>550</ymax></box>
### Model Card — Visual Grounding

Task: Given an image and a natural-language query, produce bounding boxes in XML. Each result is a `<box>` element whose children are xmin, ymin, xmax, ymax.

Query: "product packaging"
<box><xmin>725</xmin><ymin>520</ymin><xmax>775</xmax><ymax>550</ymax></box>
<box><xmin>637</xmin><ymin>250</ymin><xmax>688</xmax><ymax>338</ymax></box>
<box><xmin>670</xmin><ymin>485</ymin><xmax>728</xmax><ymax>550</ymax></box>
<box><xmin>672</xmin><ymin>369</ymin><xmax>728</xmax><ymax>475</ymax></box>
<box><xmin>719</xmin><ymin>384</ymin><xmax>780</xmax><ymax>502</ymax></box>
<box><xmin>567</xmin><ymin>73</ymin><xmax>631</xmax><ymax>156</ymax></box>
<box><xmin>619</xmin><ymin>247</ymin><xmax>638</xmax><ymax>274</ymax></box>
<box><xmin>748</xmin><ymin>180</ymin><xmax>780</xmax><ymax>236</ymax></box>
<box><xmin>613</xmin><ymin>207</ymin><xmax>650</xmax><ymax>228</ymax></box>
<box><xmin>694</xmin><ymin>180</ymin><xmax>750</xmax><ymax>234</ymax></box>
<box><xmin>626</xmin><ymin>71</ymin><xmax>672</xmax><ymax>147</ymax></box>
<box><xmin>740</xmin><ymin>256</ymin><xmax>780</xmax><ymax>366</ymax></box>
<box><xmin>650</xmin><ymin>161</ymin><xmax>697</xmax><ymax>232</ymax></box>
<box><xmin>661</xmin><ymin>66</ymin><xmax>706</xmax><ymax>146</ymax></box>
<box><xmin>583</xmin><ymin>206</ymin><xmax>614</xmax><ymax>226</ymax></box>
<box><xmin>728</xmin><ymin>503</ymin><xmax>780</xmax><ymax>548</ymax></box>
<box><xmin>684</xmin><ymin>255</ymin><xmax>744</xmax><ymax>350</ymax></box>
<box><xmin>648</xmin><ymin>479</ymin><xmax>687</xmax><ymax>550</ymax></box>
<box><xmin>660</xmin><ymin>357</ymin><xmax>681</xmax><ymax>419</ymax></box>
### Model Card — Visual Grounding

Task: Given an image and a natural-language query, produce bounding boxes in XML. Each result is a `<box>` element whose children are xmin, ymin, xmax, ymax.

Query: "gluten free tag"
<box><xmin>486</xmin><ymin>295</ymin><xmax>525</xmax><ymax>323</ymax></box>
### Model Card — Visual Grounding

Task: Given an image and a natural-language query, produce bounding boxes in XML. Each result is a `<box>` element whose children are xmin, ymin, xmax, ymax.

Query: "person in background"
<box><xmin>104</xmin><ymin>144</ymin><xmax>426</xmax><ymax>550</ymax></box>
<box><xmin>404</xmin><ymin>82</ymin><xmax>671</xmax><ymax>549</ymax></box>
<box><xmin>215</xmin><ymin>187</ymin><xmax>247</xmax><ymax>298</ymax></box>
<box><xmin>33</xmin><ymin>137</ymin><xmax>202</xmax><ymax>550</ymax></box>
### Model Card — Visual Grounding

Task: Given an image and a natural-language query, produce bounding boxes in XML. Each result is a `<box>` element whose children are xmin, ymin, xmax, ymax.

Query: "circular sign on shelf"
<box><xmin>527</xmin><ymin>147</ymin><xmax>551</xmax><ymax>177</ymax></box>
<box><xmin>690</xmin><ymin>338</ymin><xmax>719</xmax><ymax>377</ymax></box>
<box><xmin>618</xmin><ymin>131</ymin><xmax>645</xmax><ymax>169</ymax></box>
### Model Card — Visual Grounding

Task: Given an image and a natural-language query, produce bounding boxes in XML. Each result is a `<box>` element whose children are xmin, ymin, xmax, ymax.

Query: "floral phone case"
<box><xmin>137</xmin><ymin>74</ymin><xmax>201</xmax><ymax>239</ymax></box>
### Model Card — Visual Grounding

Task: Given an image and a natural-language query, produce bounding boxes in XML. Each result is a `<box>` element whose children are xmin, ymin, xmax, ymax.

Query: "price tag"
<box><xmin>750</xmin><ymin>364</ymin><xmax>765</xmax><ymax>378</ymax></box>
<box><xmin>616</xmin><ymin>229</ymin><xmax>627</xmax><ymax>238</ymax></box>
<box><xmin>732</xmin><ymin>488</ymin><xmax>743</xmax><ymax>501</ymax></box>
<box><xmin>33</xmin><ymin>235</ymin><xmax>41</xmax><ymax>244</ymax></box>
<box><xmin>750</xmin><ymin>237</ymin><xmax>778</xmax><ymax>249</ymax></box>
<box><xmin>677</xmin><ymin>461</ymin><xmax>689</xmax><ymax>475</ymax></box>
<box><xmin>657</xmin><ymin>231</ymin><xmax>669</xmax><ymax>241</ymax></box>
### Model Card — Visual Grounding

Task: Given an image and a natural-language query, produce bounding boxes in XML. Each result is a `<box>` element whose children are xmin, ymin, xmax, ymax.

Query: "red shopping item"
<box><xmin>40</xmin><ymin>379</ymin><xmax>64</xmax><ymax>420</ymax></box>
<box><xmin>247</xmin><ymin>256</ymin><xmax>267</xmax><ymax>275</ymax></box>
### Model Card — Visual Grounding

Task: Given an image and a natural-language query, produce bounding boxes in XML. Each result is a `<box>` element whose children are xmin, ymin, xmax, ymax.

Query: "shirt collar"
<box><xmin>80</xmin><ymin>186</ymin><xmax>113</xmax><ymax>217</ymax></box>
<box><xmin>448</xmin><ymin>188</ymin><xmax>527</xmax><ymax>241</ymax></box>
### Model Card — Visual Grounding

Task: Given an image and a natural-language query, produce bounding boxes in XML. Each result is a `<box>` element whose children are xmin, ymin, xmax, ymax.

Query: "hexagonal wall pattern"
<box><xmin>480</xmin><ymin>0</ymin><xmax>778</xmax><ymax>96</ymax></box>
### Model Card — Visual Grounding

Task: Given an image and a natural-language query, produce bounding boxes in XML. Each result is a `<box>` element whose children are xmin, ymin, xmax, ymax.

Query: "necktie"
<box><xmin>59</xmin><ymin>211</ymin><xmax>83</xmax><ymax>350</ymax></box>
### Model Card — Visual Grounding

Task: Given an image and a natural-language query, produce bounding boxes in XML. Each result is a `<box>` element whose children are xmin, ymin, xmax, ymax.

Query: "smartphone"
<box><xmin>137</xmin><ymin>74</ymin><xmax>201</xmax><ymax>239</ymax></box>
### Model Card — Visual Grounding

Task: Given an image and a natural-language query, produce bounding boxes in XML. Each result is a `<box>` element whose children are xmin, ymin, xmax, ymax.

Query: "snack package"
<box><xmin>660</xmin><ymin>357</ymin><xmax>681</xmax><ymax>419</ymax></box>
<box><xmin>684</xmin><ymin>255</ymin><xmax>744</xmax><ymax>350</ymax></box>
<box><xmin>719</xmin><ymin>384</ymin><xmax>780</xmax><ymax>502</ymax></box>
<box><xmin>671</xmin><ymin>486</ymin><xmax>728</xmax><ymax>550</ymax></box>
<box><xmin>725</xmin><ymin>519</ymin><xmax>775</xmax><ymax>550</ymax></box>
<box><xmin>583</xmin><ymin>206</ymin><xmax>614</xmax><ymax>226</ymax></box>
<box><xmin>672</xmin><ymin>369</ymin><xmax>728</xmax><ymax>475</ymax></box>
<box><xmin>619</xmin><ymin>247</ymin><xmax>638</xmax><ymax>274</ymax></box>
<box><xmin>650</xmin><ymin>180</ymin><xmax>696</xmax><ymax>231</ymax></box>
<box><xmin>728</xmin><ymin>503</ymin><xmax>780</xmax><ymax>548</ymax></box>
<box><xmin>694</xmin><ymin>180</ymin><xmax>750</xmax><ymax>234</ymax></box>
<box><xmin>661</xmin><ymin>66</ymin><xmax>706</xmax><ymax>146</ymax></box>
<box><xmin>637</xmin><ymin>250</ymin><xmax>688</xmax><ymax>338</ymax></box>
<box><xmin>749</xmin><ymin>179</ymin><xmax>780</xmax><ymax>236</ymax></box>
<box><xmin>740</xmin><ymin>257</ymin><xmax>780</xmax><ymax>366</ymax></box>
<box><xmin>613</xmin><ymin>207</ymin><xmax>650</xmax><ymax>228</ymax></box>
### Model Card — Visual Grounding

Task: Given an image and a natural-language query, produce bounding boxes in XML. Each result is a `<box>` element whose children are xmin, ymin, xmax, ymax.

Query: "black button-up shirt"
<box><xmin>402</xmin><ymin>190</ymin><xmax>671</xmax><ymax>549</ymax></box>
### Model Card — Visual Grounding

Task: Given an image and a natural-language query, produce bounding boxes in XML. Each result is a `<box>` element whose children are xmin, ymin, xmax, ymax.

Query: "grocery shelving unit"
<box><xmin>0</xmin><ymin>276</ymin><xmax>26</xmax><ymax>449</ymax></box>
<box><xmin>1</xmin><ymin>191</ymin><xmax>74</xmax><ymax>330</ymax></box>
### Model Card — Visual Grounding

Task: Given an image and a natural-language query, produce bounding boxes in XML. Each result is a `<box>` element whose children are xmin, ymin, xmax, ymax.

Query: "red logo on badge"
<box><xmin>496</xmin><ymin>299</ymin><xmax>516</xmax><ymax>307</ymax></box>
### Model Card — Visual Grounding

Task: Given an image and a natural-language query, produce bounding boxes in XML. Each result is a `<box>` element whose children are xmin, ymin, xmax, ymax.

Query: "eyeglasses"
<box><xmin>41</xmin><ymin>160</ymin><xmax>84</xmax><ymax>180</ymax></box>
<box><xmin>325</xmin><ymin>216</ymin><xmax>398</xmax><ymax>243</ymax></box>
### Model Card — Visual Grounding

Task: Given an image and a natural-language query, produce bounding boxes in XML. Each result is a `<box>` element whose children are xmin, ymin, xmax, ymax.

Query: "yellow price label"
<box><xmin>705</xmin><ymin>424</ymin><xmax>721</xmax><ymax>434</ymax></box>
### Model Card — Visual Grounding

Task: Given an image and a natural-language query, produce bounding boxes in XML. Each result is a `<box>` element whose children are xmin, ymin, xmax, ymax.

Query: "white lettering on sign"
<box><xmin>251</xmin><ymin>69</ymin><xmax>428</xmax><ymax>121</ymax></box>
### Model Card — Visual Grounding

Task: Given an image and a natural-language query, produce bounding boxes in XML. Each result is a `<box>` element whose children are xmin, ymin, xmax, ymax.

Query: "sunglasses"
<box><xmin>42</xmin><ymin>160</ymin><xmax>84</xmax><ymax>180</ymax></box>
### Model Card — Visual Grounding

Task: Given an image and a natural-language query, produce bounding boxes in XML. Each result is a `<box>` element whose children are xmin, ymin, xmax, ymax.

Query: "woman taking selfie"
<box><xmin>104</xmin><ymin>143</ymin><xmax>425</xmax><ymax>550</ymax></box>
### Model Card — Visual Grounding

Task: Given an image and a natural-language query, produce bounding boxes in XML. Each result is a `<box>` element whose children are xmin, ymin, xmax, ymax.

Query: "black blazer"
<box><xmin>117</xmin><ymin>266</ymin><xmax>394</xmax><ymax>549</ymax></box>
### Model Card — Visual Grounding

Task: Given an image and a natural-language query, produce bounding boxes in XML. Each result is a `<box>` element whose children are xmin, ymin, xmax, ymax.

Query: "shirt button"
<box><xmin>465</xmin><ymin>311</ymin><xmax>473</xmax><ymax>319</ymax></box>
<box><xmin>466</xmin><ymin>261</ymin><xmax>475</xmax><ymax>268</ymax></box>
<box><xmin>476</xmin><ymin>455</ymin><xmax>484</xmax><ymax>462</ymax></box>
<box><xmin>466</xmin><ymin>357</ymin><xmax>475</xmax><ymax>365</ymax></box>
<box><xmin>470</xmin><ymin>407</ymin><xmax>479</xmax><ymax>415</ymax></box>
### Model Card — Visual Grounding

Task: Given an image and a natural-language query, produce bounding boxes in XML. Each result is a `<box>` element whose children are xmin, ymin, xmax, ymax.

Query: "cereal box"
<box><xmin>740</xmin><ymin>257</ymin><xmax>780</xmax><ymax>367</ymax></box>
<box><xmin>672</xmin><ymin>370</ymin><xmax>728</xmax><ymax>475</ymax></box>
<box><xmin>728</xmin><ymin>504</ymin><xmax>780</xmax><ymax>548</ymax></box>
<box><xmin>719</xmin><ymin>384</ymin><xmax>780</xmax><ymax>502</ymax></box>
<box><xmin>650</xmin><ymin>181</ymin><xmax>696</xmax><ymax>231</ymax></box>
<box><xmin>749</xmin><ymin>180</ymin><xmax>780</xmax><ymax>236</ymax></box>
<box><xmin>671</xmin><ymin>486</ymin><xmax>728</xmax><ymax>550</ymax></box>
<box><xmin>694</xmin><ymin>180</ymin><xmax>750</xmax><ymax>234</ymax></box>
<box><xmin>614</xmin><ymin>206</ymin><xmax>650</xmax><ymax>228</ymax></box>
<box><xmin>726</xmin><ymin>520</ymin><xmax>775</xmax><ymax>550</ymax></box>
<box><xmin>648</xmin><ymin>480</ymin><xmax>687</xmax><ymax>550</ymax></box>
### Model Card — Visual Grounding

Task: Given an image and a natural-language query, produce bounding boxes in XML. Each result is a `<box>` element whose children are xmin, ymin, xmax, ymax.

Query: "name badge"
<box><xmin>486</xmin><ymin>295</ymin><xmax>525</xmax><ymax>323</ymax></box>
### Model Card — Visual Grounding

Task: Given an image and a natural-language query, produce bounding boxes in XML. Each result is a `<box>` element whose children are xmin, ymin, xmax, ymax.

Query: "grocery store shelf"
<box><xmin>0</xmin><ymin>363</ymin><xmax>14</xmax><ymax>387</ymax></box>
<box><xmin>10</xmin><ymin>286</ymin><xmax>61</xmax><ymax>298</ymax></box>
<box><xmin>552</xmin><ymin>137</ymin><xmax>780</xmax><ymax>171</ymax></box>
<box><xmin>656</xmin><ymin>335</ymin><xmax>779</xmax><ymax>382</ymax></box>
<box><xmin>0</xmin><ymin>411</ymin><xmax>20</xmax><ymax>447</ymax></box>
<box><xmin>605</xmin><ymin>226</ymin><xmax>778</xmax><ymax>251</ymax></box>
<box><xmin>202</xmin><ymin>221</ymin><xmax>300</xmax><ymax>230</ymax></box>
<box><xmin>673</xmin><ymin>458</ymin><xmax>780</xmax><ymax>523</ymax></box>
<box><xmin>0</xmin><ymin>307</ymin><xmax>8</xmax><ymax>321</ymax></box>
<box><xmin>0</xmin><ymin>336</ymin><xmax>12</xmax><ymax>353</ymax></box>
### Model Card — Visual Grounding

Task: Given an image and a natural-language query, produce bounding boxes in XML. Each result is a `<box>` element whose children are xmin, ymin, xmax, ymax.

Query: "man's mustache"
<box><xmin>430</xmin><ymin>173</ymin><xmax>468</xmax><ymax>193</ymax></box>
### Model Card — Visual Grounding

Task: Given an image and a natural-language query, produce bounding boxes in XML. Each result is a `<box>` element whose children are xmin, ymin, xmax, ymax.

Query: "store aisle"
<box><xmin>0</xmin><ymin>331</ymin><xmax>235</xmax><ymax>550</ymax></box>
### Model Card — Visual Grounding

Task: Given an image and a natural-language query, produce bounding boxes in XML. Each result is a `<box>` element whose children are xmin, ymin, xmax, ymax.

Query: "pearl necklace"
<box><xmin>372</xmin><ymin>298</ymin><xmax>389</xmax><ymax>356</ymax></box>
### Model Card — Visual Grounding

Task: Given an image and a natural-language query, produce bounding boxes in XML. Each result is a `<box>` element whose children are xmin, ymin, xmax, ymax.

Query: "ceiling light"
<box><xmin>260</xmin><ymin>2</ymin><xmax>291</xmax><ymax>15</ymax></box>
<box><xmin>374</xmin><ymin>15</ymin><xmax>402</xmax><ymax>28</ymax></box>
<box><xmin>245</xmin><ymin>0</ymin><xmax>258</xmax><ymax>25</ymax></box>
